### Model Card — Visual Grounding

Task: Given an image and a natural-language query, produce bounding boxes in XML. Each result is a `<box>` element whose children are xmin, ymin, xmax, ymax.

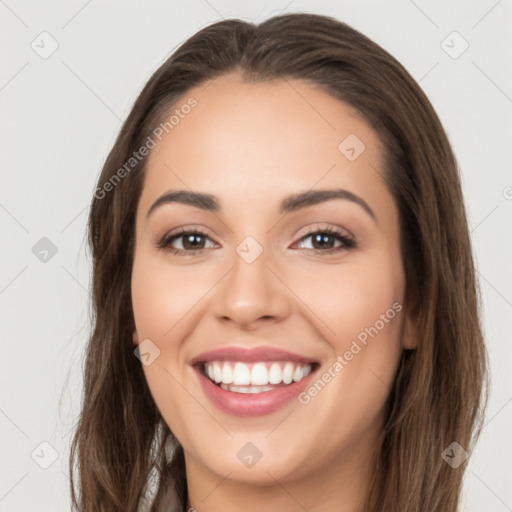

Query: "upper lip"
<box><xmin>190</xmin><ymin>346</ymin><xmax>319</xmax><ymax>366</ymax></box>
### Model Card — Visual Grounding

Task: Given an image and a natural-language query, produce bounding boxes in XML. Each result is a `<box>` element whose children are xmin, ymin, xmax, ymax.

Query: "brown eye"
<box><xmin>158</xmin><ymin>229</ymin><xmax>216</xmax><ymax>255</ymax></box>
<box><xmin>296</xmin><ymin>227</ymin><xmax>356</xmax><ymax>253</ymax></box>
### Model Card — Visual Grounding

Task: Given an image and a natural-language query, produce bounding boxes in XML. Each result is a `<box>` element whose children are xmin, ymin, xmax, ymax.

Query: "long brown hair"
<box><xmin>69</xmin><ymin>13</ymin><xmax>488</xmax><ymax>511</ymax></box>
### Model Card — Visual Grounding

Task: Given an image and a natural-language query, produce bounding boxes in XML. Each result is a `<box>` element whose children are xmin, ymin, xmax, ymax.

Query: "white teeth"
<box><xmin>293</xmin><ymin>365</ymin><xmax>303</xmax><ymax>382</ymax></box>
<box><xmin>204</xmin><ymin>360</ymin><xmax>314</xmax><ymax>389</ymax></box>
<box><xmin>213</xmin><ymin>362</ymin><xmax>222</xmax><ymax>383</ymax></box>
<box><xmin>282</xmin><ymin>363</ymin><xmax>294</xmax><ymax>384</ymax></box>
<box><xmin>220</xmin><ymin>383</ymin><xmax>276</xmax><ymax>393</ymax></box>
<box><xmin>251</xmin><ymin>363</ymin><xmax>269</xmax><ymax>385</ymax></box>
<box><xmin>268</xmin><ymin>363</ymin><xmax>282</xmax><ymax>384</ymax></box>
<box><xmin>233</xmin><ymin>362</ymin><xmax>251</xmax><ymax>385</ymax></box>
<box><xmin>221</xmin><ymin>362</ymin><xmax>233</xmax><ymax>384</ymax></box>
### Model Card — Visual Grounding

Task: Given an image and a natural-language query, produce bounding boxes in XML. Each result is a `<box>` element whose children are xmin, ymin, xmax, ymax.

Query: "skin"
<box><xmin>131</xmin><ymin>71</ymin><xmax>418</xmax><ymax>512</ymax></box>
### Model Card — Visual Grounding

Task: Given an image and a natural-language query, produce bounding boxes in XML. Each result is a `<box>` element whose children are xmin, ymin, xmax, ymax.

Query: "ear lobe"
<box><xmin>402</xmin><ymin>303</ymin><xmax>419</xmax><ymax>350</ymax></box>
<box><xmin>132</xmin><ymin>331</ymin><xmax>140</xmax><ymax>346</ymax></box>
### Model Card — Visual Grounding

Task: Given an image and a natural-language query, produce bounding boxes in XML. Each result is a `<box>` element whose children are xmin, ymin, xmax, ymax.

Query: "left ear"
<box><xmin>402</xmin><ymin>301</ymin><xmax>419</xmax><ymax>350</ymax></box>
<box><xmin>132</xmin><ymin>330</ymin><xmax>140</xmax><ymax>346</ymax></box>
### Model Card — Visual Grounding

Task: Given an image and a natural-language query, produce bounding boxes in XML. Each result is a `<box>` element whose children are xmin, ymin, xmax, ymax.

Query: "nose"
<box><xmin>211</xmin><ymin>245</ymin><xmax>291</xmax><ymax>330</ymax></box>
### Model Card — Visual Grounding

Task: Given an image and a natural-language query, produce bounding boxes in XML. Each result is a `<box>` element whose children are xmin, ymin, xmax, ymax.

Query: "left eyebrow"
<box><xmin>146</xmin><ymin>188</ymin><xmax>377</xmax><ymax>224</ymax></box>
<box><xmin>279</xmin><ymin>188</ymin><xmax>377</xmax><ymax>223</ymax></box>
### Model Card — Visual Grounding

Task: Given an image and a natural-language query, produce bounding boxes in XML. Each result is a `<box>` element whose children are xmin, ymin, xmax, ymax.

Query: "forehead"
<box><xmin>139</xmin><ymin>72</ymin><xmax>389</xmax><ymax>216</ymax></box>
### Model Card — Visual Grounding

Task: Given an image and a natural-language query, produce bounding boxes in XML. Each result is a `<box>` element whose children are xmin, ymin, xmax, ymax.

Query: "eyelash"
<box><xmin>156</xmin><ymin>226</ymin><xmax>357</xmax><ymax>256</ymax></box>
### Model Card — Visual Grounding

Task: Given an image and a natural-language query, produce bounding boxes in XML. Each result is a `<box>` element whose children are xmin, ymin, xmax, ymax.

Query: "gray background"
<box><xmin>1</xmin><ymin>0</ymin><xmax>511</xmax><ymax>510</ymax></box>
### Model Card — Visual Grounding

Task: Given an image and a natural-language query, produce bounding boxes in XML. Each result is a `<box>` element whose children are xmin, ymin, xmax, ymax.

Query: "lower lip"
<box><xmin>194</xmin><ymin>365</ymin><xmax>317</xmax><ymax>417</ymax></box>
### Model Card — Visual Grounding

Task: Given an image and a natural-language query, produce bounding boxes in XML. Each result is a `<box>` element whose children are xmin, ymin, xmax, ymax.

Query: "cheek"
<box><xmin>328</xmin><ymin>267</ymin><xmax>401</xmax><ymax>349</ymax></box>
<box><xmin>284</xmin><ymin>249</ymin><xmax>404</xmax><ymax>352</ymax></box>
<box><xmin>292</xmin><ymin>252</ymin><xmax>405</xmax><ymax>435</ymax></box>
<box><xmin>131</xmin><ymin>254</ymin><xmax>212</xmax><ymax>345</ymax></box>
<box><xmin>131</xmin><ymin>255</ymin><xmax>215</xmax><ymax>445</ymax></box>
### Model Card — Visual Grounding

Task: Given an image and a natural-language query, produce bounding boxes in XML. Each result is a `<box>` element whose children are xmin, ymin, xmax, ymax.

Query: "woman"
<box><xmin>70</xmin><ymin>13</ymin><xmax>488</xmax><ymax>512</ymax></box>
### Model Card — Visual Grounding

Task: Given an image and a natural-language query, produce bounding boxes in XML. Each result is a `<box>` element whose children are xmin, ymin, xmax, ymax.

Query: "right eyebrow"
<box><xmin>146</xmin><ymin>190</ymin><xmax>220</xmax><ymax>219</ymax></box>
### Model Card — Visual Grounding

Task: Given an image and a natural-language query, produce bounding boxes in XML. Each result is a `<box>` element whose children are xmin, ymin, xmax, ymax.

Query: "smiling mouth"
<box><xmin>201</xmin><ymin>360</ymin><xmax>316</xmax><ymax>394</ymax></box>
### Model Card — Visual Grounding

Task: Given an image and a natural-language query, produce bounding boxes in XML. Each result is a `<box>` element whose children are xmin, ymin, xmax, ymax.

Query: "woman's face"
<box><xmin>131</xmin><ymin>72</ymin><xmax>417</xmax><ymax>492</ymax></box>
